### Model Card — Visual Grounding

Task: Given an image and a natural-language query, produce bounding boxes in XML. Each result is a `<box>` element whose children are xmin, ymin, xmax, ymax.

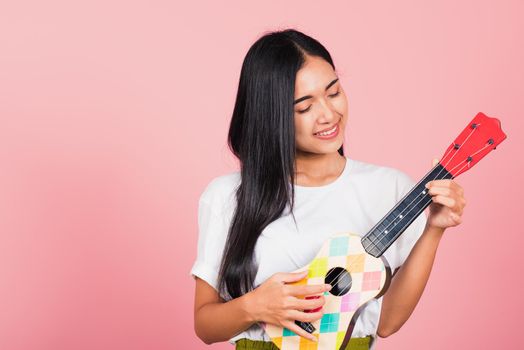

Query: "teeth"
<box><xmin>316</xmin><ymin>125</ymin><xmax>337</xmax><ymax>136</ymax></box>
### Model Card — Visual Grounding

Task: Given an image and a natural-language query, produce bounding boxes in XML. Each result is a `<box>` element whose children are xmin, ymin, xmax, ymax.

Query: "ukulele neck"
<box><xmin>361</xmin><ymin>163</ymin><xmax>453</xmax><ymax>258</ymax></box>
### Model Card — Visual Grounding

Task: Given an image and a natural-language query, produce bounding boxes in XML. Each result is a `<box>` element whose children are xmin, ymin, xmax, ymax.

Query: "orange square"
<box><xmin>346</xmin><ymin>254</ymin><xmax>365</xmax><ymax>273</ymax></box>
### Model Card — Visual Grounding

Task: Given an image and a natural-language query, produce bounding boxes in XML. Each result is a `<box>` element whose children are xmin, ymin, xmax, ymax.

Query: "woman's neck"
<box><xmin>294</xmin><ymin>151</ymin><xmax>346</xmax><ymax>187</ymax></box>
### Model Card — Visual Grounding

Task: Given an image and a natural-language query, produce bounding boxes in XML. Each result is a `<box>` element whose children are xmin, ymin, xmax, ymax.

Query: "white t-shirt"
<box><xmin>190</xmin><ymin>156</ymin><xmax>427</xmax><ymax>349</ymax></box>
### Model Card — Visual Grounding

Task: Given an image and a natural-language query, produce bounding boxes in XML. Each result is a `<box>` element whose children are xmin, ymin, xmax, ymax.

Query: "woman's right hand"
<box><xmin>245</xmin><ymin>270</ymin><xmax>332</xmax><ymax>342</ymax></box>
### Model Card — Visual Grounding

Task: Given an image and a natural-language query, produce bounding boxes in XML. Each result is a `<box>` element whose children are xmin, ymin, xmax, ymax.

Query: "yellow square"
<box><xmin>299</xmin><ymin>334</ymin><xmax>319</xmax><ymax>350</ymax></box>
<box><xmin>336</xmin><ymin>331</ymin><xmax>346</xmax><ymax>349</ymax></box>
<box><xmin>309</xmin><ymin>258</ymin><xmax>328</xmax><ymax>278</ymax></box>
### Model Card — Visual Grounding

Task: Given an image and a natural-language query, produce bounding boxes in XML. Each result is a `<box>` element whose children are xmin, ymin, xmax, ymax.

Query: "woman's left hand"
<box><xmin>425</xmin><ymin>158</ymin><xmax>467</xmax><ymax>229</ymax></box>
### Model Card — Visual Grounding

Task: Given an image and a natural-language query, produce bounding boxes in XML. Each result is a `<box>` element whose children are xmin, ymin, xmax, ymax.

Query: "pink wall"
<box><xmin>1</xmin><ymin>1</ymin><xmax>522</xmax><ymax>349</ymax></box>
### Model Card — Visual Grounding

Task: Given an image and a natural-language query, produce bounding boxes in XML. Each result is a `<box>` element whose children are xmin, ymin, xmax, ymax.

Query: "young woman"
<box><xmin>191</xmin><ymin>28</ymin><xmax>466</xmax><ymax>350</ymax></box>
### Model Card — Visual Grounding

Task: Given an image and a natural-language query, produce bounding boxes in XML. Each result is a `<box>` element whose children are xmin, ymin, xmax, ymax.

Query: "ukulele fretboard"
<box><xmin>361</xmin><ymin>163</ymin><xmax>453</xmax><ymax>258</ymax></box>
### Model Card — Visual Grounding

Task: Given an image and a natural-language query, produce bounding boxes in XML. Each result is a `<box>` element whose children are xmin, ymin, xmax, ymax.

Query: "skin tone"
<box><xmin>193</xmin><ymin>54</ymin><xmax>467</xmax><ymax>344</ymax></box>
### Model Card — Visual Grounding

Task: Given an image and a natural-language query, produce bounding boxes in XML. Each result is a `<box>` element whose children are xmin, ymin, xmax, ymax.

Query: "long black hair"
<box><xmin>217</xmin><ymin>28</ymin><xmax>344</xmax><ymax>299</ymax></box>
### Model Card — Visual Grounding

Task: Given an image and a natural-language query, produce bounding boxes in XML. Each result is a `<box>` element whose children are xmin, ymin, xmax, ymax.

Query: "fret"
<box><xmin>362</xmin><ymin>164</ymin><xmax>453</xmax><ymax>257</ymax></box>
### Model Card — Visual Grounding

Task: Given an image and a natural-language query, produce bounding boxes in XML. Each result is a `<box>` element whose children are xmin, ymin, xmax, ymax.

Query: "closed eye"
<box><xmin>297</xmin><ymin>91</ymin><xmax>340</xmax><ymax>114</ymax></box>
<box><xmin>298</xmin><ymin>106</ymin><xmax>311</xmax><ymax>114</ymax></box>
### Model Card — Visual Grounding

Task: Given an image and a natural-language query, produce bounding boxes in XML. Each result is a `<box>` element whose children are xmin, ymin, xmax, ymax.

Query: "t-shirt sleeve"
<box><xmin>189</xmin><ymin>184</ymin><xmax>230</xmax><ymax>292</ymax></box>
<box><xmin>382</xmin><ymin>170</ymin><xmax>428</xmax><ymax>274</ymax></box>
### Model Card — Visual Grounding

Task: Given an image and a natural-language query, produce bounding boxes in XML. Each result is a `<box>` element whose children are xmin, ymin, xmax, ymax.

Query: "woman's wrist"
<box><xmin>423</xmin><ymin>222</ymin><xmax>446</xmax><ymax>241</ymax></box>
<box><xmin>240</xmin><ymin>289</ymin><xmax>260</xmax><ymax>324</ymax></box>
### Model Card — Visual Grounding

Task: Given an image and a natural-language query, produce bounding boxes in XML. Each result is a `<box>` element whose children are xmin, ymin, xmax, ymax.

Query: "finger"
<box><xmin>425</xmin><ymin>179</ymin><xmax>456</xmax><ymax>189</ymax></box>
<box><xmin>276</xmin><ymin>270</ymin><xmax>308</xmax><ymax>283</ymax></box>
<box><xmin>450</xmin><ymin>212</ymin><xmax>463</xmax><ymax>224</ymax></box>
<box><xmin>289</xmin><ymin>309</ymin><xmax>324</xmax><ymax>323</ymax></box>
<box><xmin>431</xmin><ymin>191</ymin><xmax>465</xmax><ymax>213</ymax></box>
<box><xmin>427</xmin><ymin>186</ymin><xmax>466</xmax><ymax>206</ymax></box>
<box><xmin>282</xmin><ymin>320</ymin><xmax>318</xmax><ymax>342</ymax></box>
<box><xmin>453</xmin><ymin>181</ymin><xmax>464</xmax><ymax>196</ymax></box>
<box><xmin>427</xmin><ymin>186</ymin><xmax>452</xmax><ymax>197</ymax></box>
<box><xmin>293</xmin><ymin>295</ymin><xmax>325</xmax><ymax>311</ymax></box>
<box><xmin>432</xmin><ymin>158</ymin><xmax>439</xmax><ymax>167</ymax></box>
<box><xmin>431</xmin><ymin>195</ymin><xmax>456</xmax><ymax>208</ymax></box>
<box><xmin>287</xmin><ymin>283</ymin><xmax>331</xmax><ymax>297</ymax></box>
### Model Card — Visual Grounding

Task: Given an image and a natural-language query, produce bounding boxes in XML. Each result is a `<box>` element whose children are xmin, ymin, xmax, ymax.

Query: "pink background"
<box><xmin>1</xmin><ymin>1</ymin><xmax>522</xmax><ymax>349</ymax></box>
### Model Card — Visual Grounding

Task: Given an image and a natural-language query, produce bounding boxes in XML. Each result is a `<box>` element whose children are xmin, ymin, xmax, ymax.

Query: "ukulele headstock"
<box><xmin>440</xmin><ymin>112</ymin><xmax>507</xmax><ymax>177</ymax></box>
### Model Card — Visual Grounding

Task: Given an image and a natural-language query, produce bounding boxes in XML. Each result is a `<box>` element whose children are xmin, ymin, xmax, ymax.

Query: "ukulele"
<box><xmin>262</xmin><ymin>112</ymin><xmax>507</xmax><ymax>350</ymax></box>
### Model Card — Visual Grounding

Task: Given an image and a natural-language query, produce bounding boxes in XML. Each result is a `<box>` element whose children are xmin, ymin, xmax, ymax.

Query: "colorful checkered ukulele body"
<box><xmin>262</xmin><ymin>112</ymin><xmax>507</xmax><ymax>350</ymax></box>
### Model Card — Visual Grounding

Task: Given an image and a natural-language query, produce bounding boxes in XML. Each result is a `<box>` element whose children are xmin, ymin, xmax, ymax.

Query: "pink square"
<box><xmin>362</xmin><ymin>271</ymin><xmax>382</xmax><ymax>291</ymax></box>
<box><xmin>341</xmin><ymin>292</ymin><xmax>360</xmax><ymax>312</ymax></box>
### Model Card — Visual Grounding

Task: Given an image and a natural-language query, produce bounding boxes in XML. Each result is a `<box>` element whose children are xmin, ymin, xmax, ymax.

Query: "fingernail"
<box><xmin>325</xmin><ymin>284</ymin><xmax>332</xmax><ymax>290</ymax></box>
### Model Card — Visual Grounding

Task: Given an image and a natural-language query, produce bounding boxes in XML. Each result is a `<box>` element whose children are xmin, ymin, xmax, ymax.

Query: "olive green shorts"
<box><xmin>235</xmin><ymin>336</ymin><xmax>372</xmax><ymax>350</ymax></box>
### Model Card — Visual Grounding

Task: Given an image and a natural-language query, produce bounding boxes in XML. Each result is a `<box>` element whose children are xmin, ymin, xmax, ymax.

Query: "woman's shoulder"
<box><xmin>199</xmin><ymin>171</ymin><xmax>241</xmax><ymax>209</ymax></box>
<box><xmin>348</xmin><ymin>157</ymin><xmax>416</xmax><ymax>191</ymax></box>
<box><xmin>349</xmin><ymin>157</ymin><xmax>412</xmax><ymax>179</ymax></box>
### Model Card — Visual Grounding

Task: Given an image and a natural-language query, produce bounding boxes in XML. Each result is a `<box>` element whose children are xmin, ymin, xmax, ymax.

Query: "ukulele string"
<box><xmin>452</xmin><ymin>143</ymin><xmax>491</xmax><ymax>177</ymax></box>
<box><xmin>439</xmin><ymin>144</ymin><xmax>455</xmax><ymax>166</ymax></box>
<box><xmin>363</xmin><ymin>124</ymin><xmax>481</xmax><ymax>251</ymax></box>
<box><xmin>452</xmin><ymin>160</ymin><xmax>470</xmax><ymax>178</ymax></box>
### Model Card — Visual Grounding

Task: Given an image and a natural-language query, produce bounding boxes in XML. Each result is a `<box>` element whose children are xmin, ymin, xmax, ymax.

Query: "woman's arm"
<box><xmin>194</xmin><ymin>277</ymin><xmax>255</xmax><ymax>344</ymax></box>
<box><xmin>194</xmin><ymin>271</ymin><xmax>330</xmax><ymax>344</ymax></box>
<box><xmin>377</xmin><ymin>175</ymin><xmax>466</xmax><ymax>337</ymax></box>
<box><xmin>377</xmin><ymin>222</ymin><xmax>444</xmax><ymax>337</ymax></box>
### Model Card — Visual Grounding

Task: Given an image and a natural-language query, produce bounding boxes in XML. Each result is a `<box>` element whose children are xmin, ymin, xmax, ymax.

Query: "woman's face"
<box><xmin>293</xmin><ymin>55</ymin><xmax>348</xmax><ymax>156</ymax></box>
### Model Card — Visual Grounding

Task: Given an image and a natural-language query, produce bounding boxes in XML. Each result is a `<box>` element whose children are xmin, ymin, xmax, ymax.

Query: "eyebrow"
<box><xmin>293</xmin><ymin>78</ymin><xmax>339</xmax><ymax>105</ymax></box>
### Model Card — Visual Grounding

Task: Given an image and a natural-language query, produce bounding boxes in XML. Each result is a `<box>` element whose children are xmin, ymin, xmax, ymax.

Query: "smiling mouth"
<box><xmin>314</xmin><ymin>123</ymin><xmax>338</xmax><ymax>136</ymax></box>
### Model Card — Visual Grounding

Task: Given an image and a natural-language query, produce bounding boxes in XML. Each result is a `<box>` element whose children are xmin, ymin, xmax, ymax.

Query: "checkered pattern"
<box><xmin>262</xmin><ymin>232</ymin><xmax>389</xmax><ymax>350</ymax></box>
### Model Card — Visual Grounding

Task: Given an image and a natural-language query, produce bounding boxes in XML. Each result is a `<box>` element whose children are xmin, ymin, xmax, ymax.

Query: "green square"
<box><xmin>283</xmin><ymin>327</ymin><xmax>296</xmax><ymax>337</ymax></box>
<box><xmin>320</xmin><ymin>313</ymin><xmax>339</xmax><ymax>333</ymax></box>
<box><xmin>329</xmin><ymin>237</ymin><xmax>349</xmax><ymax>256</ymax></box>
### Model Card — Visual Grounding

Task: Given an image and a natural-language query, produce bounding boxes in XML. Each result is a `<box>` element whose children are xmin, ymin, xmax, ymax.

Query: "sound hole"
<box><xmin>325</xmin><ymin>267</ymin><xmax>352</xmax><ymax>296</ymax></box>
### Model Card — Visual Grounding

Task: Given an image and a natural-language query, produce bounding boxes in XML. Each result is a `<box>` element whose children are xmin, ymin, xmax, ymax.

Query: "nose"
<box><xmin>316</xmin><ymin>98</ymin><xmax>338</xmax><ymax>124</ymax></box>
